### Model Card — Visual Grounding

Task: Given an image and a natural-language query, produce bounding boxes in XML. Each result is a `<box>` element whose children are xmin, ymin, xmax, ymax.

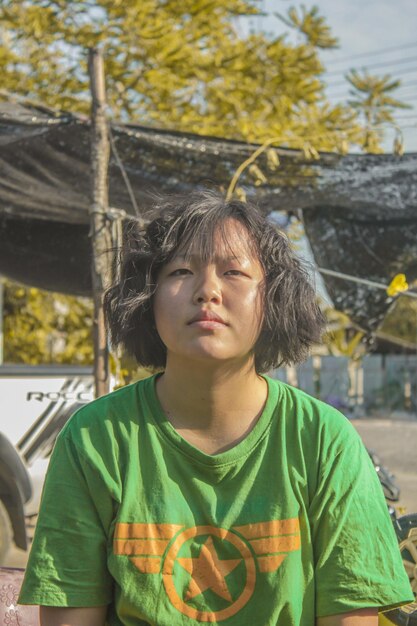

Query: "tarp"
<box><xmin>1</xmin><ymin>101</ymin><xmax>416</xmax><ymax>331</ymax></box>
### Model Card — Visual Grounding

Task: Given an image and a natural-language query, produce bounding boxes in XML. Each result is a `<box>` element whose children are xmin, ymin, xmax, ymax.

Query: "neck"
<box><xmin>156</xmin><ymin>355</ymin><xmax>268</xmax><ymax>454</ymax></box>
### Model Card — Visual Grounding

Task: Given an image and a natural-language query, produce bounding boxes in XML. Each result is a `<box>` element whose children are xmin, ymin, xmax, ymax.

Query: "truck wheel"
<box><xmin>0</xmin><ymin>499</ymin><xmax>12</xmax><ymax>564</ymax></box>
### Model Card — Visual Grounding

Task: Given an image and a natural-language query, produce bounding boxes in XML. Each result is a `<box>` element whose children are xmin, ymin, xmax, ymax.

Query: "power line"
<box><xmin>326</xmin><ymin>93</ymin><xmax>417</xmax><ymax>109</ymax></box>
<box><xmin>324</xmin><ymin>55</ymin><xmax>417</xmax><ymax>78</ymax></box>
<box><xmin>325</xmin><ymin>66</ymin><xmax>417</xmax><ymax>90</ymax></box>
<box><xmin>394</xmin><ymin>95</ymin><xmax>417</xmax><ymax>102</ymax></box>
<box><xmin>395</xmin><ymin>84</ymin><xmax>417</xmax><ymax>91</ymax></box>
<box><xmin>324</xmin><ymin>41</ymin><xmax>417</xmax><ymax>66</ymax></box>
<box><xmin>326</xmin><ymin>79</ymin><xmax>417</xmax><ymax>94</ymax></box>
<box><xmin>398</xmin><ymin>82</ymin><xmax>417</xmax><ymax>89</ymax></box>
<box><xmin>329</xmin><ymin>88</ymin><xmax>417</xmax><ymax>100</ymax></box>
<box><xmin>324</xmin><ymin>81</ymin><xmax>417</xmax><ymax>100</ymax></box>
<box><xmin>318</xmin><ymin>268</ymin><xmax>417</xmax><ymax>299</ymax></box>
<box><xmin>324</xmin><ymin>91</ymin><xmax>416</xmax><ymax>103</ymax></box>
<box><xmin>378</xmin><ymin>123</ymin><xmax>417</xmax><ymax>129</ymax></box>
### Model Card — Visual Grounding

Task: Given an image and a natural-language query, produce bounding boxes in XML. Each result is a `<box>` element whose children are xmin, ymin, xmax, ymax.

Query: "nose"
<box><xmin>193</xmin><ymin>268</ymin><xmax>222</xmax><ymax>304</ymax></box>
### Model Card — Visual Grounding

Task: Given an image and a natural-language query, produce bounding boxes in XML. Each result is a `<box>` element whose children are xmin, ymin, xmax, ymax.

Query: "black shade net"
<box><xmin>1</xmin><ymin>101</ymin><xmax>416</xmax><ymax>332</ymax></box>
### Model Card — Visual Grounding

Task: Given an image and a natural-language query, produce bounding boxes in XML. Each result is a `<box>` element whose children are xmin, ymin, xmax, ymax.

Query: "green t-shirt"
<box><xmin>19</xmin><ymin>375</ymin><xmax>413</xmax><ymax>625</ymax></box>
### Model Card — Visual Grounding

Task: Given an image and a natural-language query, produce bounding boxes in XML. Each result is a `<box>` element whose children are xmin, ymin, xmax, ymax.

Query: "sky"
<box><xmin>244</xmin><ymin>0</ymin><xmax>417</xmax><ymax>152</ymax></box>
<box><xmin>243</xmin><ymin>0</ymin><xmax>417</xmax><ymax>299</ymax></box>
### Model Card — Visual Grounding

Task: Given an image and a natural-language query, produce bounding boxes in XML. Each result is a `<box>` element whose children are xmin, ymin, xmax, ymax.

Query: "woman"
<box><xmin>19</xmin><ymin>191</ymin><xmax>413</xmax><ymax>625</ymax></box>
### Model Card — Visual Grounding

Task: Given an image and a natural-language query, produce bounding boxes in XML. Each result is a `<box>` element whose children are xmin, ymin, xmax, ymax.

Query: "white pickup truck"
<box><xmin>0</xmin><ymin>364</ymin><xmax>94</xmax><ymax>562</ymax></box>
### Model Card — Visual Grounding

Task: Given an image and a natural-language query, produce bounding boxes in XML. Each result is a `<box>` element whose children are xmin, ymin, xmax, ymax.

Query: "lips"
<box><xmin>188</xmin><ymin>311</ymin><xmax>227</xmax><ymax>325</ymax></box>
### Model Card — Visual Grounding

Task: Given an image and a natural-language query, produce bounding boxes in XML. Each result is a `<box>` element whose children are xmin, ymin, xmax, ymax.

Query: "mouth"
<box><xmin>188</xmin><ymin>311</ymin><xmax>227</xmax><ymax>326</ymax></box>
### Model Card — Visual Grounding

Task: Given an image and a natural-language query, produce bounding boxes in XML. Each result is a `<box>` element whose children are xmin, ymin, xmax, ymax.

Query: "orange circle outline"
<box><xmin>162</xmin><ymin>525</ymin><xmax>256</xmax><ymax>622</ymax></box>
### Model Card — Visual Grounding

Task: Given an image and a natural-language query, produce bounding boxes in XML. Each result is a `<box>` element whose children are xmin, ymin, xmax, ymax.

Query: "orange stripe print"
<box><xmin>257</xmin><ymin>554</ymin><xmax>286</xmax><ymax>573</ymax></box>
<box><xmin>233</xmin><ymin>518</ymin><xmax>299</xmax><ymax>539</ymax></box>
<box><xmin>114</xmin><ymin>519</ymin><xmax>301</xmax><ymax>577</ymax></box>
<box><xmin>114</xmin><ymin>523</ymin><xmax>182</xmax><ymax>540</ymax></box>
<box><xmin>130</xmin><ymin>557</ymin><xmax>162</xmax><ymax>574</ymax></box>
<box><xmin>233</xmin><ymin>518</ymin><xmax>300</xmax><ymax>573</ymax></box>
<box><xmin>250</xmin><ymin>534</ymin><xmax>301</xmax><ymax>555</ymax></box>
<box><xmin>114</xmin><ymin>538</ymin><xmax>168</xmax><ymax>556</ymax></box>
<box><xmin>114</xmin><ymin>523</ymin><xmax>184</xmax><ymax>575</ymax></box>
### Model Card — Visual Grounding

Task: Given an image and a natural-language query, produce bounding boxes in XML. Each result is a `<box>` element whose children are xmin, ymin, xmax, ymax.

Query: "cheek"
<box><xmin>152</xmin><ymin>283</ymin><xmax>183</xmax><ymax>335</ymax></box>
<box><xmin>152</xmin><ymin>288</ymin><xmax>167</xmax><ymax>334</ymax></box>
<box><xmin>236</xmin><ymin>285</ymin><xmax>264</xmax><ymax>324</ymax></box>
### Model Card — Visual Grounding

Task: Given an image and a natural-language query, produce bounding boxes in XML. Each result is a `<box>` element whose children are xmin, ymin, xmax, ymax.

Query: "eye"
<box><xmin>169</xmin><ymin>268</ymin><xmax>192</xmax><ymax>276</ymax></box>
<box><xmin>225</xmin><ymin>269</ymin><xmax>245</xmax><ymax>276</ymax></box>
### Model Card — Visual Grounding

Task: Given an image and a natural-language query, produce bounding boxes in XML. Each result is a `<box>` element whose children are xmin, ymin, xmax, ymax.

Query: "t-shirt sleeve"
<box><xmin>308</xmin><ymin>414</ymin><xmax>414</xmax><ymax>617</ymax></box>
<box><xmin>18</xmin><ymin>428</ymin><xmax>114</xmax><ymax>607</ymax></box>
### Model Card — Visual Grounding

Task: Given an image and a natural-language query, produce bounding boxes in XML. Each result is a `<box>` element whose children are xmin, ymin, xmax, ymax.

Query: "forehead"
<box><xmin>174</xmin><ymin>218</ymin><xmax>259</xmax><ymax>262</ymax></box>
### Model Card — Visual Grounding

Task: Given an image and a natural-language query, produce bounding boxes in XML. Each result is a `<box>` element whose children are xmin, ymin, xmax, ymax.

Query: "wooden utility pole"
<box><xmin>88</xmin><ymin>48</ymin><xmax>112</xmax><ymax>397</ymax></box>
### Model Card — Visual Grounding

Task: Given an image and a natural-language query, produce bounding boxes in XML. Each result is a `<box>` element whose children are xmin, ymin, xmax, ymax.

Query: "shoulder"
<box><xmin>267</xmin><ymin>375</ymin><xmax>362</xmax><ymax>451</ymax></box>
<box><xmin>267</xmin><ymin>378</ymin><xmax>374</xmax><ymax>503</ymax></box>
<box><xmin>58</xmin><ymin>375</ymin><xmax>156</xmax><ymax>450</ymax></box>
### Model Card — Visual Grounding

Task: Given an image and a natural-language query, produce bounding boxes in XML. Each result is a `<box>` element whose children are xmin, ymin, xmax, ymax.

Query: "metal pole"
<box><xmin>88</xmin><ymin>48</ymin><xmax>112</xmax><ymax>398</ymax></box>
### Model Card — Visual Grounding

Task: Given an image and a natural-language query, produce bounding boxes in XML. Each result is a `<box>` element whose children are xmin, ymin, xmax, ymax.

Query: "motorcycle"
<box><xmin>368</xmin><ymin>448</ymin><xmax>417</xmax><ymax>625</ymax></box>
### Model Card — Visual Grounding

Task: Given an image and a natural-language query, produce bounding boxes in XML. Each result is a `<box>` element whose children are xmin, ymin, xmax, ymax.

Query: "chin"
<box><xmin>184</xmin><ymin>346</ymin><xmax>254</xmax><ymax>366</ymax></box>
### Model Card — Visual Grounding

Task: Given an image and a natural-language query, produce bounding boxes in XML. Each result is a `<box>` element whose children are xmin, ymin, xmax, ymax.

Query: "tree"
<box><xmin>2</xmin><ymin>280</ymin><xmax>93</xmax><ymax>364</ymax></box>
<box><xmin>346</xmin><ymin>70</ymin><xmax>411</xmax><ymax>153</ymax></box>
<box><xmin>0</xmin><ymin>0</ymin><xmax>365</xmax><ymax>151</ymax></box>
<box><xmin>274</xmin><ymin>4</ymin><xmax>338</xmax><ymax>49</ymax></box>
<box><xmin>0</xmin><ymin>1</ymin><xmax>411</xmax><ymax>364</ymax></box>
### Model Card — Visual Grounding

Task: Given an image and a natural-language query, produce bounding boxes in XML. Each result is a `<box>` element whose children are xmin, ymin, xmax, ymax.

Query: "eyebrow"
<box><xmin>173</xmin><ymin>254</ymin><xmax>245</xmax><ymax>262</ymax></box>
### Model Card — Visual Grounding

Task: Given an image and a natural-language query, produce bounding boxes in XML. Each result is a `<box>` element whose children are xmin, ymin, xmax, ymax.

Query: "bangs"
<box><xmin>158</xmin><ymin>202</ymin><xmax>261</xmax><ymax>267</ymax></box>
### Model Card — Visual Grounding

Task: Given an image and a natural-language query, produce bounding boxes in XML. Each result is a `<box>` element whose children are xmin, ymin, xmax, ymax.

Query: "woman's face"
<box><xmin>153</xmin><ymin>218</ymin><xmax>265</xmax><ymax>368</ymax></box>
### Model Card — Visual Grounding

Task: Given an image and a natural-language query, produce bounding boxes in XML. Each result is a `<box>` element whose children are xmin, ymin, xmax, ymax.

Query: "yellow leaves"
<box><xmin>347</xmin><ymin>70</ymin><xmax>411</xmax><ymax>153</ymax></box>
<box><xmin>248</xmin><ymin>163</ymin><xmax>267</xmax><ymax>186</ymax></box>
<box><xmin>1</xmin><ymin>0</ymin><xmax>380</xmax><ymax>153</ymax></box>
<box><xmin>239</xmin><ymin>119</ymin><xmax>253</xmax><ymax>138</ymax></box>
<box><xmin>276</xmin><ymin>5</ymin><xmax>338</xmax><ymax>49</ymax></box>
<box><xmin>379</xmin><ymin>296</ymin><xmax>417</xmax><ymax>345</ymax></box>
<box><xmin>393</xmin><ymin>134</ymin><xmax>405</xmax><ymax>156</ymax></box>
<box><xmin>227</xmin><ymin>136</ymin><xmax>284</xmax><ymax>198</ymax></box>
<box><xmin>235</xmin><ymin>187</ymin><xmax>247</xmax><ymax>202</ymax></box>
<box><xmin>266</xmin><ymin>148</ymin><xmax>280</xmax><ymax>171</ymax></box>
<box><xmin>339</xmin><ymin>138</ymin><xmax>349</xmax><ymax>155</ymax></box>
<box><xmin>387</xmin><ymin>274</ymin><xmax>409</xmax><ymax>297</ymax></box>
<box><xmin>329</xmin><ymin>328</ymin><xmax>364</xmax><ymax>357</ymax></box>
<box><xmin>3</xmin><ymin>280</ymin><xmax>93</xmax><ymax>365</ymax></box>
<box><xmin>154</xmin><ymin>37</ymin><xmax>188</xmax><ymax>63</ymax></box>
<box><xmin>302</xmin><ymin>143</ymin><xmax>320</xmax><ymax>160</ymax></box>
<box><xmin>323</xmin><ymin>309</ymin><xmax>364</xmax><ymax>358</ymax></box>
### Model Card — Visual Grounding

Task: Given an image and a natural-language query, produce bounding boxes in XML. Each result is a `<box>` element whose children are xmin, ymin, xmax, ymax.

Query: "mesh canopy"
<box><xmin>1</xmin><ymin>101</ymin><xmax>416</xmax><ymax>331</ymax></box>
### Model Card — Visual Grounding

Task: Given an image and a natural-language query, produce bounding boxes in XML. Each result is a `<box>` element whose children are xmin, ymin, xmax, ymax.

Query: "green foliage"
<box><xmin>347</xmin><ymin>70</ymin><xmax>411</xmax><ymax>153</ymax></box>
<box><xmin>2</xmin><ymin>280</ymin><xmax>93</xmax><ymax>364</ymax></box>
<box><xmin>0</xmin><ymin>0</ymin><xmax>367</xmax><ymax>151</ymax></box>
<box><xmin>379</xmin><ymin>296</ymin><xmax>417</xmax><ymax>345</ymax></box>
<box><xmin>274</xmin><ymin>5</ymin><xmax>339</xmax><ymax>49</ymax></box>
<box><xmin>321</xmin><ymin>296</ymin><xmax>417</xmax><ymax>356</ymax></box>
<box><xmin>0</xmin><ymin>1</ymin><xmax>411</xmax><ymax>364</ymax></box>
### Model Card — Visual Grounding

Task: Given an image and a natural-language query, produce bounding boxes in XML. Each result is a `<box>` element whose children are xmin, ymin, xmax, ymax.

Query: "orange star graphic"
<box><xmin>177</xmin><ymin>535</ymin><xmax>242</xmax><ymax>602</ymax></box>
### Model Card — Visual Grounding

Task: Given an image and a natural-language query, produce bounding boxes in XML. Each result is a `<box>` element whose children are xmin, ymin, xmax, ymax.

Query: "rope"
<box><xmin>107</xmin><ymin>123</ymin><xmax>143</xmax><ymax>223</ymax></box>
<box><xmin>317</xmin><ymin>267</ymin><xmax>417</xmax><ymax>299</ymax></box>
<box><xmin>105</xmin><ymin>207</ymin><xmax>126</xmax><ymax>386</ymax></box>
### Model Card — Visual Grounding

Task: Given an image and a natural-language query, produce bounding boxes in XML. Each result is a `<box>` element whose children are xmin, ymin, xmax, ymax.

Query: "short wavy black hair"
<box><xmin>104</xmin><ymin>189</ymin><xmax>325</xmax><ymax>373</ymax></box>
